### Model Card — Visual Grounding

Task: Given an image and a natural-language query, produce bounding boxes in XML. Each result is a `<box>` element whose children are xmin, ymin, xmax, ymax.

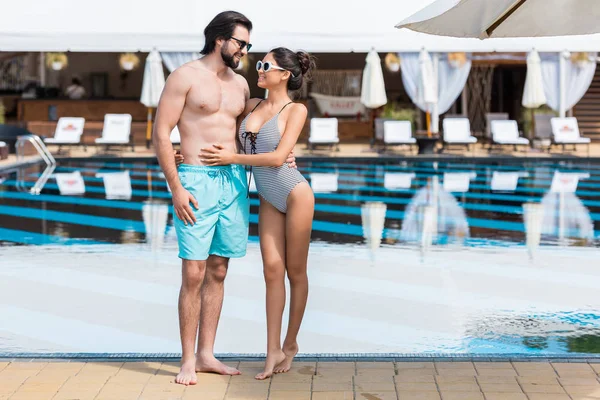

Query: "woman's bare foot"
<box><xmin>175</xmin><ymin>359</ymin><xmax>197</xmax><ymax>386</ymax></box>
<box><xmin>196</xmin><ymin>355</ymin><xmax>241</xmax><ymax>375</ymax></box>
<box><xmin>255</xmin><ymin>350</ymin><xmax>286</xmax><ymax>380</ymax></box>
<box><xmin>274</xmin><ymin>342</ymin><xmax>298</xmax><ymax>374</ymax></box>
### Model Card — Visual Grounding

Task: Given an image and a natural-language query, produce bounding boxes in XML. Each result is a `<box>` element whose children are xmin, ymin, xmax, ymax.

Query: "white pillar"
<box><xmin>559</xmin><ymin>51</ymin><xmax>567</xmax><ymax>118</ymax></box>
<box><xmin>431</xmin><ymin>53</ymin><xmax>440</xmax><ymax>134</ymax></box>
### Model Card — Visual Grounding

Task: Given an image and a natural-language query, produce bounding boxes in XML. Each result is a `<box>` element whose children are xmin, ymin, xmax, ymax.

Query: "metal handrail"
<box><xmin>14</xmin><ymin>134</ymin><xmax>57</xmax><ymax>194</ymax></box>
<box><xmin>15</xmin><ymin>134</ymin><xmax>56</xmax><ymax>166</ymax></box>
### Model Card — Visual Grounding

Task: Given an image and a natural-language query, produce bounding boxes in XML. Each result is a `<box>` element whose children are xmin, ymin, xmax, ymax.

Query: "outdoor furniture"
<box><xmin>414</xmin><ymin>133</ymin><xmax>440</xmax><ymax>155</ymax></box>
<box><xmin>310</xmin><ymin>172</ymin><xmax>339</xmax><ymax>193</ymax></box>
<box><xmin>246</xmin><ymin>171</ymin><xmax>257</xmax><ymax>193</ymax></box>
<box><xmin>0</xmin><ymin>141</ymin><xmax>7</xmax><ymax>160</ymax></box>
<box><xmin>44</xmin><ymin>117</ymin><xmax>86</xmax><ymax>152</ymax></box>
<box><xmin>485</xmin><ymin>112</ymin><xmax>509</xmax><ymax>148</ymax></box>
<box><xmin>550</xmin><ymin>117</ymin><xmax>591</xmax><ymax>156</ymax></box>
<box><xmin>94</xmin><ymin>114</ymin><xmax>134</xmax><ymax>152</ymax></box>
<box><xmin>489</xmin><ymin>120</ymin><xmax>530</xmax><ymax>152</ymax></box>
<box><xmin>533</xmin><ymin>114</ymin><xmax>553</xmax><ymax>151</ymax></box>
<box><xmin>441</xmin><ymin>117</ymin><xmax>477</xmax><ymax>152</ymax></box>
<box><xmin>95</xmin><ymin>171</ymin><xmax>132</xmax><ymax>200</ymax></box>
<box><xmin>308</xmin><ymin>118</ymin><xmax>340</xmax><ymax>152</ymax></box>
<box><xmin>374</xmin><ymin>117</ymin><xmax>395</xmax><ymax>145</ymax></box>
<box><xmin>380</xmin><ymin>120</ymin><xmax>417</xmax><ymax>153</ymax></box>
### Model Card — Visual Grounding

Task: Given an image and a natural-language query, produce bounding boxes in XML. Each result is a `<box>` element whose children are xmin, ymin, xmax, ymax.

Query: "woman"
<box><xmin>177</xmin><ymin>47</ymin><xmax>315</xmax><ymax>380</ymax></box>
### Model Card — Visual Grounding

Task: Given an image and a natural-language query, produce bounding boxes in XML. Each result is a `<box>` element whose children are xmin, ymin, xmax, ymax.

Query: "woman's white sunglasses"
<box><xmin>256</xmin><ymin>60</ymin><xmax>295</xmax><ymax>77</ymax></box>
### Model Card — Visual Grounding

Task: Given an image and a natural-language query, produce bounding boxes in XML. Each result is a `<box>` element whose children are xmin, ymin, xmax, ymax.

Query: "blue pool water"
<box><xmin>0</xmin><ymin>158</ymin><xmax>599</xmax><ymax>356</ymax></box>
<box><xmin>0</xmin><ymin>159</ymin><xmax>599</xmax><ymax>247</ymax></box>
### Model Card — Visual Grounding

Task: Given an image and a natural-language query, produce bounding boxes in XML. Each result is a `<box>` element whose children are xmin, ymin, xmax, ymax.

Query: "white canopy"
<box><xmin>4</xmin><ymin>0</ymin><xmax>600</xmax><ymax>52</ymax></box>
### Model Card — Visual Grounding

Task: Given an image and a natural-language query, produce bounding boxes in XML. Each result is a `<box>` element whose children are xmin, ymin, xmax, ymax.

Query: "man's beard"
<box><xmin>221</xmin><ymin>47</ymin><xmax>240</xmax><ymax>69</ymax></box>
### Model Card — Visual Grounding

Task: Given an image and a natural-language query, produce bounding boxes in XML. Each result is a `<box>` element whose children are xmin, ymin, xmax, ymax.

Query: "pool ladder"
<box><xmin>15</xmin><ymin>134</ymin><xmax>57</xmax><ymax>195</ymax></box>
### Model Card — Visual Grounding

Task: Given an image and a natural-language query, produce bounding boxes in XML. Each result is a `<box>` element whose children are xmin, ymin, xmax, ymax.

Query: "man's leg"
<box><xmin>195</xmin><ymin>255</ymin><xmax>241</xmax><ymax>375</ymax></box>
<box><xmin>176</xmin><ymin>259</ymin><xmax>206</xmax><ymax>385</ymax></box>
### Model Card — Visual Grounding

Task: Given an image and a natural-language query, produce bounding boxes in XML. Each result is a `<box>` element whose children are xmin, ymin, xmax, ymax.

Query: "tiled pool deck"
<box><xmin>1</xmin><ymin>358</ymin><xmax>600</xmax><ymax>400</ymax></box>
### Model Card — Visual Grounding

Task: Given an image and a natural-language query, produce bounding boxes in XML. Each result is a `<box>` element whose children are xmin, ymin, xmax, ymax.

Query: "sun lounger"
<box><xmin>94</xmin><ymin>114</ymin><xmax>134</xmax><ymax>152</ymax></box>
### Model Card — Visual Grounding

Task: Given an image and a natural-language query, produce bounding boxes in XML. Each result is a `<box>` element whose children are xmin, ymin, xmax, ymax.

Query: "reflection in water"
<box><xmin>525</xmin><ymin>171</ymin><xmax>594</xmax><ymax>252</ymax></box>
<box><xmin>16</xmin><ymin>164</ymin><xmax>56</xmax><ymax>195</ymax></box>
<box><xmin>401</xmin><ymin>175</ymin><xmax>469</xmax><ymax>250</ymax></box>
<box><xmin>142</xmin><ymin>200</ymin><xmax>169</xmax><ymax>250</ymax></box>
<box><xmin>360</xmin><ymin>201</ymin><xmax>387</xmax><ymax>254</ymax></box>
<box><xmin>96</xmin><ymin>171</ymin><xmax>132</xmax><ymax>200</ymax></box>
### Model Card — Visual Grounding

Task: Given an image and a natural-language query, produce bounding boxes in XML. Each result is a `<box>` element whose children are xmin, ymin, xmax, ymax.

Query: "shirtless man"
<box><xmin>153</xmin><ymin>11</ymin><xmax>294</xmax><ymax>386</ymax></box>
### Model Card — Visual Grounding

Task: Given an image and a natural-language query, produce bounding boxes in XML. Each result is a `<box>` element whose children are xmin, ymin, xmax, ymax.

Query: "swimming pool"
<box><xmin>1</xmin><ymin>159</ymin><xmax>598</xmax><ymax>247</ymax></box>
<box><xmin>0</xmin><ymin>158</ymin><xmax>599</xmax><ymax>356</ymax></box>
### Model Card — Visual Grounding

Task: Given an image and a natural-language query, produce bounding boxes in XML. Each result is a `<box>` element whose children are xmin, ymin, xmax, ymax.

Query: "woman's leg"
<box><xmin>255</xmin><ymin>198</ymin><xmax>288</xmax><ymax>380</ymax></box>
<box><xmin>275</xmin><ymin>183</ymin><xmax>314</xmax><ymax>373</ymax></box>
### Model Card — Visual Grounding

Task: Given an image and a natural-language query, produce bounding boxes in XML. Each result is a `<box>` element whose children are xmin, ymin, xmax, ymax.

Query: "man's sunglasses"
<box><xmin>230</xmin><ymin>37</ymin><xmax>252</xmax><ymax>52</ymax></box>
<box><xmin>256</xmin><ymin>60</ymin><xmax>295</xmax><ymax>76</ymax></box>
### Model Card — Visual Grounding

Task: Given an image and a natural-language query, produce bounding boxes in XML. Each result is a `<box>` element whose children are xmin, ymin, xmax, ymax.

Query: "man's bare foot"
<box><xmin>274</xmin><ymin>342</ymin><xmax>298</xmax><ymax>374</ymax></box>
<box><xmin>196</xmin><ymin>355</ymin><xmax>241</xmax><ymax>375</ymax></box>
<box><xmin>255</xmin><ymin>350</ymin><xmax>286</xmax><ymax>380</ymax></box>
<box><xmin>175</xmin><ymin>359</ymin><xmax>197</xmax><ymax>386</ymax></box>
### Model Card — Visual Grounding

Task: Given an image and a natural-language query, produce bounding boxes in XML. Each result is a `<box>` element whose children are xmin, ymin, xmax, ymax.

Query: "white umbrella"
<box><xmin>418</xmin><ymin>49</ymin><xmax>438</xmax><ymax>135</ymax></box>
<box><xmin>522</xmin><ymin>49</ymin><xmax>547</xmax><ymax>141</ymax></box>
<box><xmin>360</xmin><ymin>49</ymin><xmax>387</xmax><ymax>109</ymax></box>
<box><xmin>522</xmin><ymin>50</ymin><xmax>547</xmax><ymax>108</ymax></box>
<box><xmin>396</xmin><ymin>0</ymin><xmax>600</xmax><ymax>39</ymax></box>
<box><xmin>141</xmin><ymin>49</ymin><xmax>166</xmax><ymax>148</ymax></box>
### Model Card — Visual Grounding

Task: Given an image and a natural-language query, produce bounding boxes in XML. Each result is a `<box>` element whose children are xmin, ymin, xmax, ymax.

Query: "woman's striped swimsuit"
<box><xmin>239</xmin><ymin>101</ymin><xmax>307</xmax><ymax>213</ymax></box>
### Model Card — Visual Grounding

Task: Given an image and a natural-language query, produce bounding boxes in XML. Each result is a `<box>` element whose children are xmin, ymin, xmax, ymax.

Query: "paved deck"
<box><xmin>1</xmin><ymin>360</ymin><xmax>600</xmax><ymax>399</ymax></box>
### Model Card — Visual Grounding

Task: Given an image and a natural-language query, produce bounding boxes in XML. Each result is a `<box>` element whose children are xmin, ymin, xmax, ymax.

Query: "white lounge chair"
<box><xmin>381</xmin><ymin>121</ymin><xmax>417</xmax><ymax>153</ymax></box>
<box><xmin>384</xmin><ymin>172</ymin><xmax>415</xmax><ymax>191</ymax></box>
<box><xmin>443</xmin><ymin>172</ymin><xmax>476</xmax><ymax>193</ymax></box>
<box><xmin>491</xmin><ymin>171</ymin><xmax>528</xmax><ymax>192</ymax></box>
<box><xmin>533</xmin><ymin>113</ymin><xmax>553</xmax><ymax>151</ymax></box>
<box><xmin>374</xmin><ymin>118</ymin><xmax>395</xmax><ymax>144</ymax></box>
<box><xmin>310</xmin><ymin>172</ymin><xmax>338</xmax><ymax>193</ymax></box>
<box><xmin>550</xmin><ymin>117</ymin><xmax>591</xmax><ymax>156</ymax></box>
<box><xmin>490</xmin><ymin>120</ymin><xmax>529</xmax><ymax>152</ymax></box>
<box><xmin>170</xmin><ymin>126</ymin><xmax>181</xmax><ymax>144</ymax></box>
<box><xmin>308</xmin><ymin>118</ymin><xmax>339</xmax><ymax>152</ymax></box>
<box><xmin>94</xmin><ymin>114</ymin><xmax>133</xmax><ymax>152</ymax></box>
<box><xmin>54</xmin><ymin>170</ymin><xmax>86</xmax><ymax>195</ymax></box>
<box><xmin>44</xmin><ymin>117</ymin><xmax>86</xmax><ymax>152</ymax></box>
<box><xmin>441</xmin><ymin>118</ymin><xmax>477</xmax><ymax>152</ymax></box>
<box><xmin>95</xmin><ymin>170</ymin><xmax>132</xmax><ymax>200</ymax></box>
<box><xmin>485</xmin><ymin>112</ymin><xmax>509</xmax><ymax>145</ymax></box>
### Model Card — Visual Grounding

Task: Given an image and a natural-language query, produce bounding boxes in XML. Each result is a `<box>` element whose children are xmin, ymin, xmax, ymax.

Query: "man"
<box><xmin>153</xmin><ymin>11</ymin><xmax>294</xmax><ymax>386</ymax></box>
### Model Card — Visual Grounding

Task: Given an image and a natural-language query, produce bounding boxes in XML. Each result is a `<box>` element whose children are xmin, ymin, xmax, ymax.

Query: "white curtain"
<box><xmin>400</xmin><ymin>52</ymin><xmax>471</xmax><ymax>114</ymax></box>
<box><xmin>540</xmin><ymin>52</ymin><xmax>597</xmax><ymax>116</ymax></box>
<box><xmin>160</xmin><ymin>52</ymin><xmax>201</xmax><ymax>72</ymax></box>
